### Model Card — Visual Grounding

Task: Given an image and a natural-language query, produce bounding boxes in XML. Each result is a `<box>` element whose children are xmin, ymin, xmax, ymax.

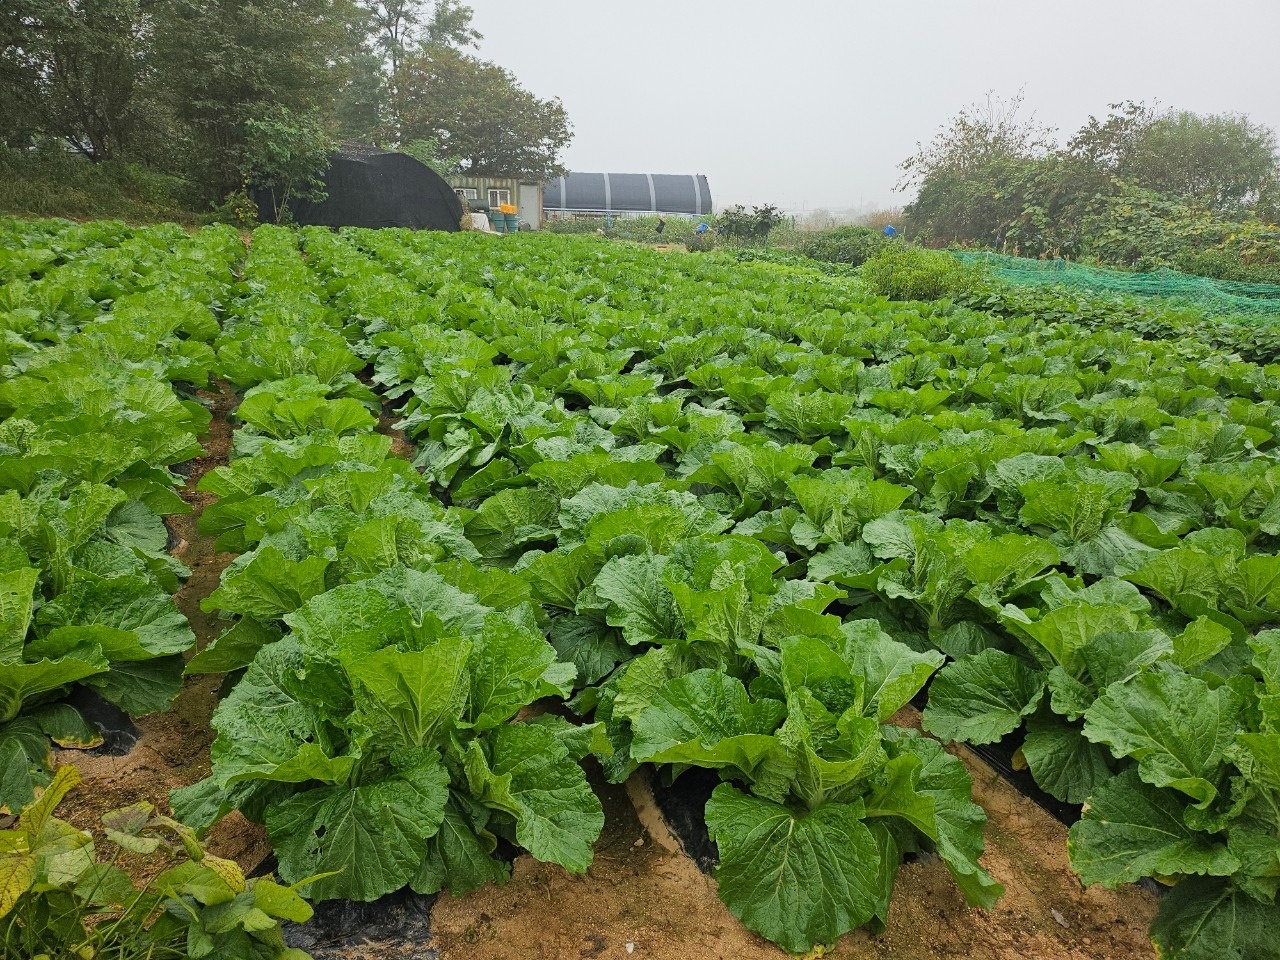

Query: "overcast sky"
<box><xmin>471</xmin><ymin>0</ymin><xmax>1280</xmax><ymax>214</ymax></box>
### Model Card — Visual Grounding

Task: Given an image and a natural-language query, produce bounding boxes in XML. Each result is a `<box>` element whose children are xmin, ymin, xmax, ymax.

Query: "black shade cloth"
<box><xmin>258</xmin><ymin>146</ymin><xmax>463</xmax><ymax>230</ymax></box>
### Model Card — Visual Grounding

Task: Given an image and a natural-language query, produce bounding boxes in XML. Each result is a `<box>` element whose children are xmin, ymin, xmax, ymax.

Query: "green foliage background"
<box><xmin>0</xmin><ymin>0</ymin><xmax>571</xmax><ymax>221</ymax></box>
<box><xmin>900</xmin><ymin>96</ymin><xmax>1280</xmax><ymax>284</ymax></box>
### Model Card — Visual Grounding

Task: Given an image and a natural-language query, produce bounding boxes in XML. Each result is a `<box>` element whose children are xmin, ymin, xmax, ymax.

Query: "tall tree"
<box><xmin>1066</xmin><ymin>100</ymin><xmax>1158</xmax><ymax>170</ymax></box>
<box><xmin>334</xmin><ymin>42</ymin><xmax>389</xmax><ymax>145</ymax></box>
<box><xmin>1118</xmin><ymin>111</ymin><xmax>1278</xmax><ymax>214</ymax></box>
<box><xmin>0</xmin><ymin>0</ymin><xmax>158</xmax><ymax>160</ymax></box>
<box><xmin>353</xmin><ymin>0</ymin><xmax>478</xmax><ymax>138</ymax></box>
<box><xmin>396</xmin><ymin>46</ymin><xmax>571</xmax><ymax>179</ymax></box>
<box><xmin>898</xmin><ymin>91</ymin><xmax>1054</xmax><ymax>247</ymax></box>
<box><xmin>156</xmin><ymin>0</ymin><xmax>360</xmax><ymax>198</ymax></box>
<box><xmin>360</xmin><ymin>0</ymin><xmax>477</xmax><ymax>64</ymax></box>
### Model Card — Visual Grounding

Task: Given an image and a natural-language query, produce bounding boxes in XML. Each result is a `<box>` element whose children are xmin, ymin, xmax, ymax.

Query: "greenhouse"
<box><xmin>543</xmin><ymin>171</ymin><xmax>713</xmax><ymax>218</ymax></box>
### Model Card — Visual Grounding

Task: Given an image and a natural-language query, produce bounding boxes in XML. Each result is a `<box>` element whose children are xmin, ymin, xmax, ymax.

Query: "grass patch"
<box><xmin>0</xmin><ymin>148</ymin><xmax>202</xmax><ymax>224</ymax></box>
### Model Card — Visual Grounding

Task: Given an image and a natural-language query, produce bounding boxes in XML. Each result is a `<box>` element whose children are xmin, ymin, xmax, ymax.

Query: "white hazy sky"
<box><xmin>471</xmin><ymin>0</ymin><xmax>1280</xmax><ymax>213</ymax></box>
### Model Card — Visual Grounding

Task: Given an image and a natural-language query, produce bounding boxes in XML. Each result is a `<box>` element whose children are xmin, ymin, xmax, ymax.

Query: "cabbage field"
<box><xmin>2</xmin><ymin>218</ymin><xmax>1279</xmax><ymax>959</ymax></box>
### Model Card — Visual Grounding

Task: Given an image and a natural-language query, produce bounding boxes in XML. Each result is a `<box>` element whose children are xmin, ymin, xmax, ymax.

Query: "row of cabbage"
<box><xmin>0</xmin><ymin>221</ymin><xmax>243</xmax><ymax>811</ymax></box>
<box><xmin>177</xmin><ymin>225</ymin><xmax>1000</xmax><ymax>956</ymax></box>
<box><xmin>177</xmin><ymin>224</ymin><xmax>1280</xmax><ymax>957</ymax></box>
<box><xmin>339</xmin><ymin>227</ymin><xmax>1277</xmax><ymax>959</ymax></box>
<box><xmin>178</xmin><ymin>227</ymin><xmax>608</xmax><ymax>919</ymax></box>
<box><xmin>0</xmin><ymin>217</ymin><xmax>144</xmax><ymax>287</ymax></box>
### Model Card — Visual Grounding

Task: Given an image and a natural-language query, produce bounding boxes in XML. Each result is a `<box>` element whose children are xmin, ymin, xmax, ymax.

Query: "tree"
<box><xmin>334</xmin><ymin>13</ymin><xmax>390</xmax><ymax>144</ymax></box>
<box><xmin>156</xmin><ymin>0</ymin><xmax>361</xmax><ymax>199</ymax></box>
<box><xmin>899</xmin><ymin>94</ymin><xmax>1280</xmax><ymax>274</ymax></box>
<box><xmin>360</xmin><ymin>0</ymin><xmax>477</xmax><ymax>77</ymax></box>
<box><xmin>1118</xmin><ymin>111</ymin><xmax>1278</xmax><ymax>214</ymax></box>
<box><xmin>353</xmin><ymin>0</ymin><xmax>478</xmax><ymax>138</ymax></box>
<box><xmin>395</xmin><ymin>47</ymin><xmax>571</xmax><ymax>179</ymax></box>
<box><xmin>420</xmin><ymin>0</ymin><xmax>479</xmax><ymax>49</ymax></box>
<box><xmin>900</xmin><ymin>95</ymin><xmax>1280</xmax><ymax>256</ymax></box>
<box><xmin>242</xmin><ymin>105</ymin><xmax>334</xmax><ymax>223</ymax></box>
<box><xmin>1066</xmin><ymin>103</ymin><xmax>1278</xmax><ymax>215</ymax></box>
<box><xmin>716</xmin><ymin>203</ymin><xmax>787</xmax><ymax>245</ymax></box>
<box><xmin>1005</xmin><ymin>100</ymin><xmax>1161</xmax><ymax>255</ymax></box>
<box><xmin>0</xmin><ymin>0</ymin><xmax>158</xmax><ymax>160</ymax></box>
<box><xmin>362</xmin><ymin>0</ymin><xmax>415</xmax><ymax>82</ymax></box>
<box><xmin>899</xmin><ymin>91</ymin><xmax>1055</xmax><ymax>247</ymax></box>
<box><xmin>401</xmin><ymin>137</ymin><xmax>457</xmax><ymax>177</ymax></box>
<box><xmin>1256</xmin><ymin>176</ymin><xmax>1280</xmax><ymax>226</ymax></box>
<box><xmin>1066</xmin><ymin>100</ymin><xmax>1157</xmax><ymax>170</ymax></box>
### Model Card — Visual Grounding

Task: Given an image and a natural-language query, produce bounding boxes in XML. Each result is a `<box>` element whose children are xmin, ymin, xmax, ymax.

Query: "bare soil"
<box><xmin>377</xmin><ymin>409</ymin><xmax>415</xmax><ymax>460</ymax></box>
<box><xmin>430</xmin><ymin>713</ymin><xmax>1157</xmax><ymax>960</ymax></box>
<box><xmin>55</xmin><ymin>381</ymin><xmax>270</xmax><ymax>870</ymax></box>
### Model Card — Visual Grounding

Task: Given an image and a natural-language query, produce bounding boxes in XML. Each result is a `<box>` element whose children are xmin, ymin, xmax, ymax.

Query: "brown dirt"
<box><xmin>55</xmin><ymin>380</ymin><xmax>270</xmax><ymax>870</ymax></box>
<box><xmin>431</xmin><ymin>770</ymin><xmax>772</xmax><ymax>960</ymax></box>
<box><xmin>377</xmin><ymin>409</ymin><xmax>415</xmax><ymax>460</ymax></box>
<box><xmin>359</xmin><ymin>368</ymin><xmax>414</xmax><ymax>459</ymax></box>
<box><xmin>854</xmin><ymin>745</ymin><xmax>1157</xmax><ymax>960</ymax></box>
<box><xmin>430</xmin><ymin>711</ymin><xmax>1157</xmax><ymax>960</ymax></box>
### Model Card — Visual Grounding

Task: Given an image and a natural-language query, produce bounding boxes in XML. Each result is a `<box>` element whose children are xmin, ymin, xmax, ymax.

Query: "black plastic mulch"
<box><xmin>646</xmin><ymin>766</ymin><xmax>720</xmax><ymax>873</ymax></box>
<box><xmin>67</xmin><ymin>686</ymin><xmax>140</xmax><ymax>756</ymax></box>
<box><xmin>248</xmin><ymin>853</ymin><xmax>439</xmax><ymax>959</ymax></box>
<box><xmin>283</xmin><ymin>888</ymin><xmax>440</xmax><ymax>960</ymax></box>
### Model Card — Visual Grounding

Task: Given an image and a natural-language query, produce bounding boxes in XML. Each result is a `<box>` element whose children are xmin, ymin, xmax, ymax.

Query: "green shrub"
<box><xmin>1079</xmin><ymin>186</ymin><xmax>1280</xmax><ymax>278</ymax></box>
<box><xmin>0</xmin><ymin>147</ymin><xmax>200</xmax><ymax>223</ymax></box>
<box><xmin>541</xmin><ymin>216</ymin><xmax>596</xmax><ymax>234</ymax></box>
<box><xmin>545</xmin><ymin>214</ymin><xmax>808</xmax><ymax>250</ymax></box>
<box><xmin>1175</xmin><ymin>248</ymin><xmax>1280</xmax><ymax>286</ymax></box>
<box><xmin>208</xmin><ymin>186</ymin><xmax>262</xmax><ymax>229</ymax></box>
<box><xmin>860</xmin><ymin>243</ymin><xmax>983</xmax><ymax>301</ymax></box>
<box><xmin>1</xmin><ymin>766</ymin><xmax>312</xmax><ymax>960</ymax></box>
<box><xmin>799</xmin><ymin>225</ymin><xmax>888</xmax><ymax>266</ymax></box>
<box><xmin>714</xmin><ymin>203</ymin><xmax>786</xmax><ymax>245</ymax></box>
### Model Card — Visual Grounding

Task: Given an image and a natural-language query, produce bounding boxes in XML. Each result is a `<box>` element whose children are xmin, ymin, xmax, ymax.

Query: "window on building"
<box><xmin>488</xmin><ymin>188</ymin><xmax>511</xmax><ymax>207</ymax></box>
<box><xmin>455</xmin><ymin>188</ymin><xmax>477</xmax><ymax>200</ymax></box>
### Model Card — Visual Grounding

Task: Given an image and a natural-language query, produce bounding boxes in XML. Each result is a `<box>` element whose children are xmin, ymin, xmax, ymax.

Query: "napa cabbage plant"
<box><xmin>175</xmin><ymin>566</ymin><xmax>603</xmax><ymax>903</ymax></box>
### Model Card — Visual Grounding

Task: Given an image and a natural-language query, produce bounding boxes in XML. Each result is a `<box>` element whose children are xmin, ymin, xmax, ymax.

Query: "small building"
<box><xmin>543</xmin><ymin>172</ymin><xmax>713</xmax><ymax>220</ymax></box>
<box><xmin>260</xmin><ymin>144</ymin><xmax>464</xmax><ymax>230</ymax></box>
<box><xmin>448</xmin><ymin>175</ymin><xmax>545</xmax><ymax>230</ymax></box>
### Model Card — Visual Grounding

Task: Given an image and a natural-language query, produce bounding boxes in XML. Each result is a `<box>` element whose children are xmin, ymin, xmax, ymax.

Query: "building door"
<box><xmin>518</xmin><ymin>183</ymin><xmax>541</xmax><ymax>230</ymax></box>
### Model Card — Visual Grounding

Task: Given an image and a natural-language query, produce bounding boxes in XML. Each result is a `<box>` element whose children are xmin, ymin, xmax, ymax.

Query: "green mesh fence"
<box><xmin>953</xmin><ymin>251</ymin><xmax>1280</xmax><ymax>319</ymax></box>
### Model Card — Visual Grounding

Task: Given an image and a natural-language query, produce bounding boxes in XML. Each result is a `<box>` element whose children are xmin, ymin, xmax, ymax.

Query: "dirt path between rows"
<box><xmin>56</xmin><ymin>380</ymin><xmax>271</xmax><ymax>870</ymax></box>
<box><xmin>54</xmin><ymin>382</ymin><xmax>1158</xmax><ymax>960</ymax></box>
<box><xmin>430</xmin><ymin>709</ymin><xmax>1157</xmax><ymax>960</ymax></box>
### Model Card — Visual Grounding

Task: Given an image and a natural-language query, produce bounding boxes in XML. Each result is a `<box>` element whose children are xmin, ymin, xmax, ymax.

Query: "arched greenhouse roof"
<box><xmin>544</xmin><ymin>172</ymin><xmax>713</xmax><ymax>216</ymax></box>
